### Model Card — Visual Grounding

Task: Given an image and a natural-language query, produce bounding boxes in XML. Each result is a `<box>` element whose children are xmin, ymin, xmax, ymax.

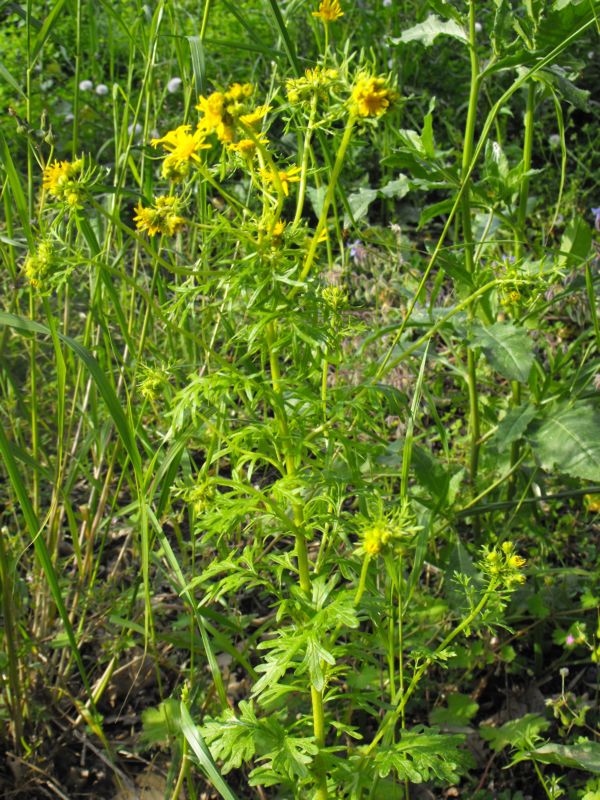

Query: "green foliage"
<box><xmin>1</xmin><ymin>0</ymin><xmax>599</xmax><ymax>798</ymax></box>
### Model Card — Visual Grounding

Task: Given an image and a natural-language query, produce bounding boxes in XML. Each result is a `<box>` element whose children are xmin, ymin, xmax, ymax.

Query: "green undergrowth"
<box><xmin>0</xmin><ymin>0</ymin><xmax>599</xmax><ymax>798</ymax></box>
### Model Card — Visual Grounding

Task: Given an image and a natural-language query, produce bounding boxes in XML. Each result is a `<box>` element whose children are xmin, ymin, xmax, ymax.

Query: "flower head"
<box><xmin>134</xmin><ymin>195</ymin><xmax>186</xmax><ymax>237</ymax></box>
<box><xmin>260</xmin><ymin>165</ymin><xmax>301</xmax><ymax>196</ymax></box>
<box><xmin>227</xmin><ymin>135</ymin><xmax>268</xmax><ymax>158</ymax></box>
<box><xmin>312</xmin><ymin>0</ymin><xmax>344</xmax><ymax>22</ymax></box>
<box><xmin>286</xmin><ymin>66</ymin><xmax>339</xmax><ymax>104</ymax></box>
<box><xmin>23</xmin><ymin>241</ymin><xmax>57</xmax><ymax>289</ymax></box>
<box><xmin>196</xmin><ymin>83</ymin><xmax>257</xmax><ymax>144</ymax></box>
<box><xmin>481</xmin><ymin>542</ymin><xmax>526</xmax><ymax>588</ymax></box>
<box><xmin>351</xmin><ymin>75</ymin><xmax>395</xmax><ymax>118</ymax></box>
<box><xmin>151</xmin><ymin>124</ymin><xmax>210</xmax><ymax>180</ymax></box>
<box><xmin>363</xmin><ymin>524</ymin><xmax>390</xmax><ymax>556</ymax></box>
<box><xmin>43</xmin><ymin>157</ymin><xmax>86</xmax><ymax>205</ymax></box>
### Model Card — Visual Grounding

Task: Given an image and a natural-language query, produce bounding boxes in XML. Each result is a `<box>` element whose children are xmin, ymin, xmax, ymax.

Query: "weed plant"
<box><xmin>1</xmin><ymin>1</ymin><xmax>599</xmax><ymax>798</ymax></box>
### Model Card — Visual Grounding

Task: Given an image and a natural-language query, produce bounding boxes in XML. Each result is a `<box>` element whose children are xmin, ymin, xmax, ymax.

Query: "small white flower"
<box><xmin>383</xmin><ymin>0</ymin><xmax>392</xmax><ymax>6</ymax></box>
<box><xmin>65</xmin><ymin>113</ymin><xmax>75</xmax><ymax>123</ymax></box>
<box><xmin>167</xmin><ymin>77</ymin><xmax>182</xmax><ymax>94</ymax></box>
<box><xmin>549</xmin><ymin>133</ymin><xmax>561</xmax><ymax>149</ymax></box>
<box><xmin>95</xmin><ymin>83</ymin><xmax>109</xmax><ymax>96</ymax></box>
<box><xmin>128</xmin><ymin>123</ymin><xmax>143</xmax><ymax>136</ymax></box>
<box><xmin>79</xmin><ymin>79</ymin><xmax>94</xmax><ymax>91</ymax></box>
<box><xmin>474</xmin><ymin>21</ymin><xmax>482</xmax><ymax>33</ymax></box>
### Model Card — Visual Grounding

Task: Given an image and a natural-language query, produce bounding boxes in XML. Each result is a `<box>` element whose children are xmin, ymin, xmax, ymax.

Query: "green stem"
<box><xmin>293</xmin><ymin>114</ymin><xmax>356</xmax><ymax>292</ymax></box>
<box><xmin>0</xmin><ymin>529</ymin><xmax>24</xmax><ymax>748</ymax></box>
<box><xmin>509</xmin><ymin>83</ymin><xmax>535</xmax><ymax>490</ymax></box>
<box><xmin>199</xmin><ymin>0</ymin><xmax>211</xmax><ymax>40</ymax></box>
<box><xmin>462</xmin><ymin>0</ymin><xmax>482</xmax><ymax>489</ymax></box>
<box><xmin>264</xmin><ymin>323</ymin><xmax>327</xmax><ymax>798</ymax></box>
<box><xmin>293</xmin><ymin>93</ymin><xmax>318</xmax><ymax>227</ymax></box>
<box><xmin>367</xmin><ymin>580</ymin><xmax>498</xmax><ymax>753</ymax></box>
<box><xmin>515</xmin><ymin>82</ymin><xmax>536</xmax><ymax>261</ymax></box>
<box><xmin>533</xmin><ymin>760</ymin><xmax>553</xmax><ymax>800</ymax></box>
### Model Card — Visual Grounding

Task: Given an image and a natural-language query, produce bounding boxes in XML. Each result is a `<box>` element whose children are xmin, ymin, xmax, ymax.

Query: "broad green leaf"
<box><xmin>345</xmin><ymin>188</ymin><xmax>378</xmax><ymax>226</ymax></box>
<box><xmin>528</xmin><ymin>402</ymin><xmax>600</xmax><ymax>482</ymax></box>
<box><xmin>493</xmin><ymin>403</ymin><xmax>537</xmax><ymax>451</ymax></box>
<box><xmin>394</xmin><ymin>15</ymin><xmax>468</xmax><ymax>47</ymax></box>
<box><xmin>558</xmin><ymin>217</ymin><xmax>593</xmax><ymax>270</ymax></box>
<box><xmin>471</xmin><ymin>321</ymin><xmax>534</xmax><ymax>383</ymax></box>
<box><xmin>380</xmin><ymin>175</ymin><xmax>410</xmax><ymax>199</ymax></box>
<box><xmin>513</xmin><ymin>741</ymin><xmax>600</xmax><ymax>774</ymax></box>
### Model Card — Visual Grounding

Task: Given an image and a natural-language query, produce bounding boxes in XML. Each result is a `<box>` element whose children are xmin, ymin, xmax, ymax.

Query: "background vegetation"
<box><xmin>0</xmin><ymin>0</ymin><xmax>599</xmax><ymax>798</ymax></box>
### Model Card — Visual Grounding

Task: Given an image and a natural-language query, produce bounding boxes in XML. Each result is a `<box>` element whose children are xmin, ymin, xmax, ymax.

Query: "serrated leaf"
<box><xmin>394</xmin><ymin>15</ymin><xmax>468</xmax><ymax>47</ymax></box>
<box><xmin>471</xmin><ymin>321</ymin><xmax>534</xmax><ymax>382</ymax></box>
<box><xmin>528</xmin><ymin>402</ymin><xmax>600</xmax><ymax>482</ymax></box>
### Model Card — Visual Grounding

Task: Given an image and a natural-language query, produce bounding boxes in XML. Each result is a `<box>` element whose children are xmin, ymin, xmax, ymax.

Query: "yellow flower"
<box><xmin>134</xmin><ymin>196</ymin><xmax>186</xmax><ymax>237</ymax></box>
<box><xmin>312</xmin><ymin>0</ymin><xmax>344</xmax><ymax>22</ymax></box>
<box><xmin>42</xmin><ymin>157</ymin><xmax>85</xmax><ymax>203</ymax></box>
<box><xmin>507</xmin><ymin>554</ymin><xmax>526</xmax><ymax>570</ymax></box>
<box><xmin>228</xmin><ymin>134</ymin><xmax>268</xmax><ymax>157</ymax></box>
<box><xmin>196</xmin><ymin>91</ymin><xmax>235</xmax><ymax>142</ymax></box>
<box><xmin>151</xmin><ymin>125</ymin><xmax>210</xmax><ymax>180</ymax></box>
<box><xmin>225</xmin><ymin>82</ymin><xmax>253</xmax><ymax>102</ymax></box>
<box><xmin>363</xmin><ymin>524</ymin><xmax>390</xmax><ymax>556</ymax></box>
<box><xmin>584</xmin><ymin>493</ymin><xmax>600</xmax><ymax>513</ymax></box>
<box><xmin>23</xmin><ymin>241</ymin><xmax>56</xmax><ymax>288</ymax></box>
<box><xmin>272</xmin><ymin>220</ymin><xmax>286</xmax><ymax>238</ymax></box>
<box><xmin>351</xmin><ymin>75</ymin><xmax>394</xmax><ymax>118</ymax></box>
<box><xmin>260</xmin><ymin>165</ymin><xmax>301</xmax><ymax>196</ymax></box>
<box><xmin>239</xmin><ymin>105</ymin><xmax>271</xmax><ymax>129</ymax></box>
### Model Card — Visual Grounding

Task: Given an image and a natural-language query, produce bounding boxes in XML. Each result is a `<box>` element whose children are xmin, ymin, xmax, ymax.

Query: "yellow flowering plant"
<box><xmin>10</xmin><ymin>1</ymin><xmax>590</xmax><ymax>798</ymax></box>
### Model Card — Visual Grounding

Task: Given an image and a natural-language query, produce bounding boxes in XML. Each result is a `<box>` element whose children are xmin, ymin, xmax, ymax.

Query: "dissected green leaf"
<box><xmin>480</xmin><ymin>713</ymin><xmax>549</xmax><ymax>752</ymax></box>
<box><xmin>373</xmin><ymin>728</ymin><xmax>473</xmax><ymax>783</ymax></box>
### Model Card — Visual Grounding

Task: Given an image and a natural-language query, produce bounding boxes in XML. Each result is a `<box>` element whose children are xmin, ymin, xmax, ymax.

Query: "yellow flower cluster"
<box><xmin>23</xmin><ymin>241</ymin><xmax>56</xmax><ymax>288</ymax></box>
<box><xmin>151</xmin><ymin>125</ymin><xmax>210</xmax><ymax>181</ymax></box>
<box><xmin>286</xmin><ymin>66</ymin><xmax>339</xmax><ymax>104</ymax></box>
<box><xmin>363</xmin><ymin>523</ymin><xmax>392</xmax><ymax>556</ymax></box>
<box><xmin>481</xmin><ymin>542</ymin><xmax>526</xmax><ymax>587</ymax></box>
<box><xmin>196</xmin><ymin>82</ymin><xmax>270</xmax><ymax>145</ymax></box>
<box><xmin>134</xmin><ymin>196</ymin><xmax>185</xmax><ymax>237</ymax></box>
<box><xmin>42</xmin><ymin>157</ymin><xmax>85</xmax><ymax>205</ymax></box>
<box><xmin>312</xmin><ymin>0</ymin><xmax>344</xmax><ymax>22</ymax></box>
<box><xmin>351</xmin><ymin>75</ymin><xmax>395</xmax><ymax>118</ymax></box>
